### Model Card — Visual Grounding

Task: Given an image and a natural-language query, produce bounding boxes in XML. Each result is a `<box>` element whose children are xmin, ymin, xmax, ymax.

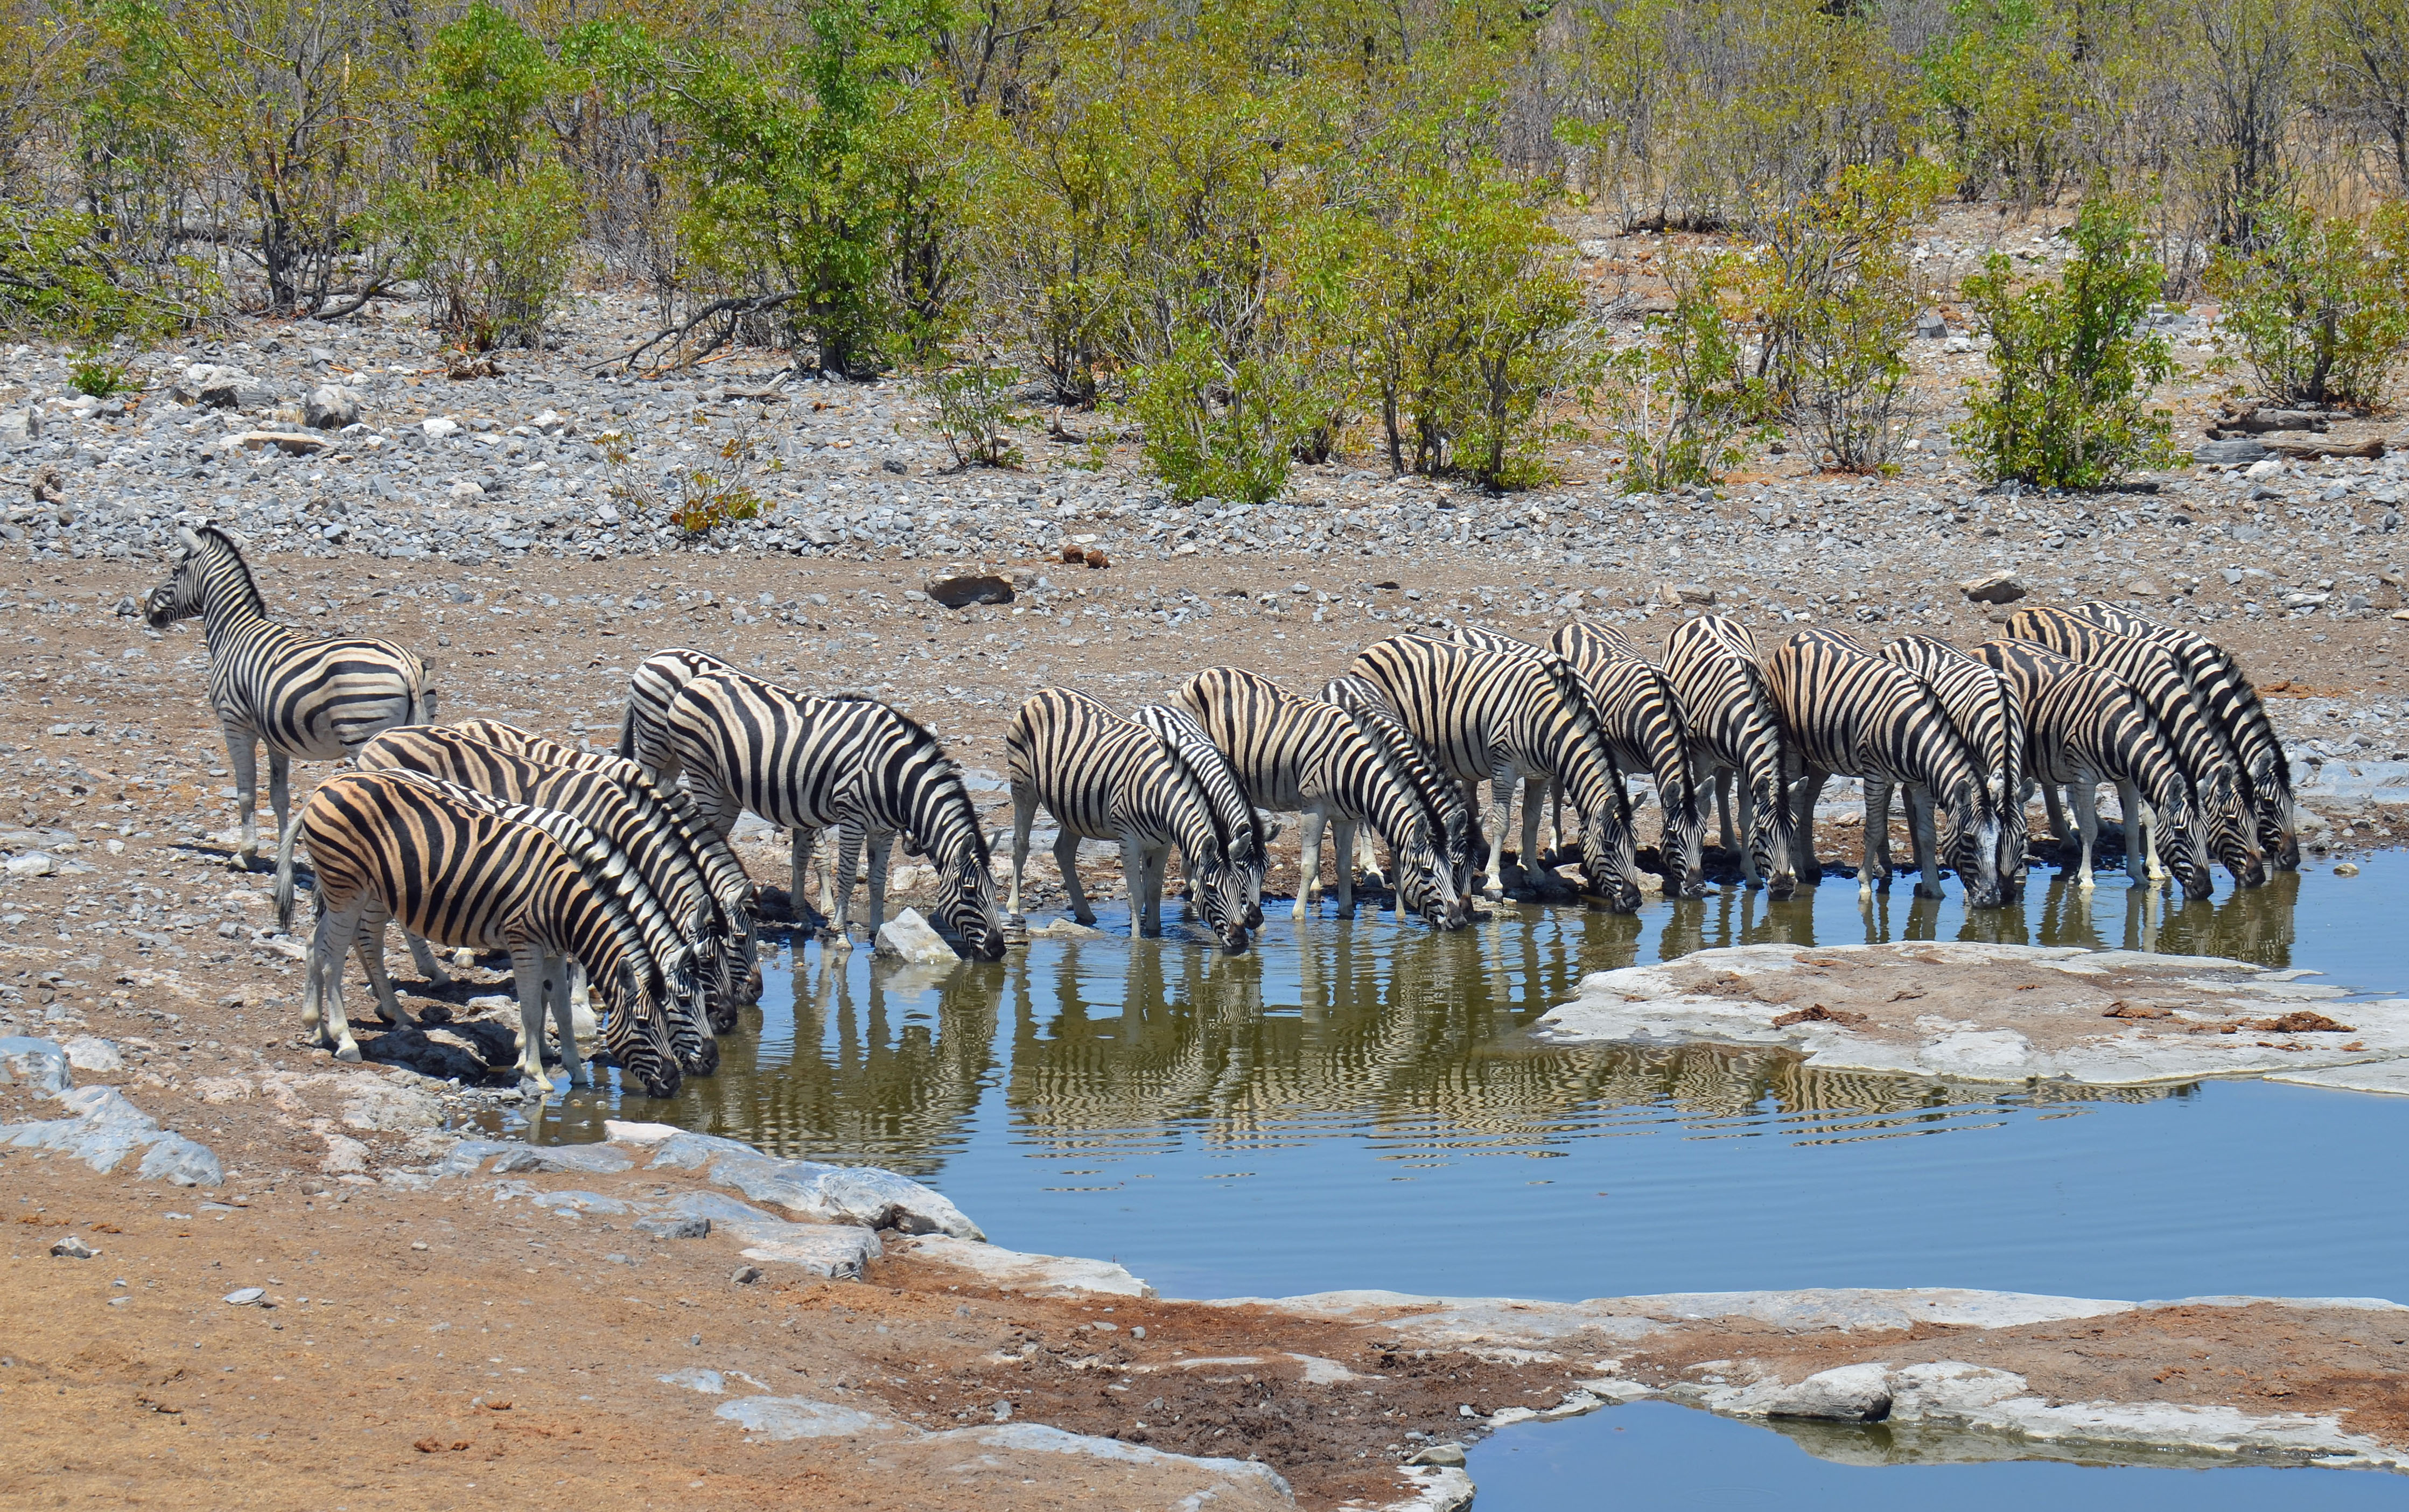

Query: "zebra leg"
<box><xmin>268</xmin><ymin>750</ymin><xmax>300</xmax><ymax>931</ymax></box>
<box><xmin>2069</xmin><ymin>780</ymin><xmax>2102</xmax><ymax>891</ymax></box>
<box><xmin>352</xmin><ymin>921</ymin><xmax>414</xmax><ymax>1027</ymax></box>
<box><xmin>1121</xmin><ymin>836</ymin><xmax>1158</xmax><ymax>937</ymax></box>
<box><xmin>404</xmin><ymin>932</ymin><xmax>453</xmax><ymax>988</ymax></box>
<box><xmin>1481</xmin><ymin>770</ymin><xmax>1512</xmax><ymax>900</ymax></box>
<box><xmin>1714</xmin><ymin>765</ymin><xmax>1739</xmax><ymax>853</ymax></box>
<box><xmin>1330</xmin><ymin>817</ymin><xmax>1358</xmax><ymax>918</ymax></box>
<box><xmin>2117</xmin><ymin>780</ymin><xmax>2154</xmax><ymax>888</ymax></box>
<box><xmin>1354</xmin><ymin>828</ymin><xmax>1388</xmax><ymax>890</ymax></box>
<box><xmin>1520</xmin><ymin>776</ymin><xmax>1552</xmax><ymax>889</ymax></box>
<box><xmin>304</xmin><ymin>900</ymin><xmax>366</xmax><ymax>1061</ymax></box>
<box><xmin>1053</xmin><ymin>828</ymin><xmax>1094</xmax><ymax>925</ymax></box>
<box><xmin>1007</xmin><ymin>787</ymin><xmax>1038</xmax><ymax>919</ymax></box>
<box><xmin>2043</xmin><ymin>782</ymin><xmax>2070</xmax><ymax>852</ymax></box>
<box><xmin>566</xmin><ymin>960</ymin><xmax>599</xmax><ymax>1046</ymax></box>
<box><xmin>1861</xmin><ymin>777</ymin><xmax>1892</xmax><ymax>899</ymax></box>
<box><xmin>790</xmin><ymin>827</ymin><xmax>816</xmax><ymax>922</ymax></box>
<box><xmin>224</xmin><ymin>725</ymin><xmax>261</xmax><ymax>870</ymax></box>
<box><xmin>828</xmin><ymin>825</ymin><xmax>865</xmax><ymax>941</ymax></box>
<box><xmin>1293</xmin><ymin>809</ymin><xmax>1322</xmax><ymax>921</ymax></box>
<box><xmin>508</xmin><ymin>944</ymin><xmax>564</xmax><ymax>1088</ymax></box>
<box><xmin>1908</xmin><ymin>787</ymin><xmax>1946</xmax><ymax>900</ymax></box>
<box><xmin>864</xmin><ymin>829</ymin><xmax>895</xmax><ymax>934</ymax></box>
<box><xmin>1791</xmin><ymin>769</ymin><xmax>1829</xmax><ymax>886</ymax></box>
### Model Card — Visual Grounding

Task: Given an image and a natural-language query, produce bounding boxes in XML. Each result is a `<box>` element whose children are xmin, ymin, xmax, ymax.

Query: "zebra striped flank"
<box><xmin>143</xmin><ymin>522</ymin><xmax>435</xmax><ymax>932</ymax></box>
<box><xmin>1550</xmin><ymin>619</ymin><xmax>1708</xmax><ymax>898</ymax></box>
<box><xmin>1005</xmin><ymin>687</ymin><xmax>1251</xmax><ymax>949</ymax></box>
<box><xmin>1878</xmin><ymin>635</ymin><xmax>2028</xmax><ymax>892</ymax></box>
<box><xmin>663</xmin><ymin>667</ymin><xmax>1004</xmax><ymax>960</ymax></box>
<box><xmin>1766</xmin><ymin>629</ymin><xmax>2004</xmax><ymax>907</ymax></box>
<box><xmin>1178</xmin><ymin>667</ymin><xmax>1462</xmax><ymax>927</ymax></box>
<box><xmin>2005</xmin><ymin>606</ymin><xmax>2265</xmax><ymax>888</ymax></box>
<box><xmin>1131</xmin><ymin>702</ymin><xmax>1272</xmax><ymax>929</ymax></box>
<box><xmin>1979</xmin><ymin>640</ymin><xmax>2214</xmax><ymax>899</ymax></box>
<box><xmin>1446</xmin><ymin>624</ymin><xmax>1631</xmax><ymax>883</ymax></box>
<box><xmin>1660</xmin><ymin>615</ymin><xmax>1801</xmax><ymax>895</ymax></box>
<box><xmin>1320</xmin><ymin>674</ymin><xmax>1483</xmax><ymax>908</ymax></box>
<box><xmin>1348</xmin><ymin>634</ymin><xmax>1642</xmax><ymax>909</ymax></box>
<box><xmin>359</xmin><ymin>724</ymin><xmax>733</xmax><ymax>1042</ymax></box>
<box><xmin>618</xmin><ymin>647</ymin><xmax>741</xmax><ymax>777</ymax></box>
<box><xmin>298</xmin><ymin>769</ymin><xmax>681</xmax><ymax>1097</ymax></box>
<box><xmin>2064</xmin><ymin>601</ymin><xmax>2298</xmax><ymax>870</ymax></box>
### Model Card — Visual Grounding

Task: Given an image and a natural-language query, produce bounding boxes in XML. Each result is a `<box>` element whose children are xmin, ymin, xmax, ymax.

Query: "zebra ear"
<box><xmin>174</xmin><ymin>526</ymin><xmax>205</xmax><ymax>555</ymax></box>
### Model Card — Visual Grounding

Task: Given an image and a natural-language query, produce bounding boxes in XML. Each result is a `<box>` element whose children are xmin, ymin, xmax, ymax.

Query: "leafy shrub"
<box><xmin>2203</xmin><ymin>201</ymin><xmax>2409</xmax><ymax>408</ymax></box>
<box><xmin>927</xmin><ymin>358</ymin><xmax>1024</xmax><ymax>467</ymax></box>
<box><xmin>68</xmin><ymin>351</ymin><xmax>135</xmax><ymax>398</ymax></box>
<box><xmin>1952</xmin><ymin>199</ymin><xmax>2180</xmax><ymax>488</ymax></box>
<box><xmin>0</xmin><ymin>202</ymin><xmax>214</xmax><ymax>340</ymax></box>
<box><xmin>1125</xmin><ymin>330</ymin><xmax>1314</xmax><ymax>505</ymax></box>
<box><xmin>601</xmin><ymin>418</ymin><xmax>782</xmax><ymax>534</ymax></box>
<box><xmin>1602</xmin><ymin>253</ymin><xmax>1775</xmax><ymax>492</ymax></box>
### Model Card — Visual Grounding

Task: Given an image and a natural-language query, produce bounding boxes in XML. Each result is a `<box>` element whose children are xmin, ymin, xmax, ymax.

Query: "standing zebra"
<box><xmin>1178</xmin><ymin>667</ymin><xmax>1465</xmax><ymax>927</ymax></box>
<box><xmin>661</xmin><ymin>668</ymin><xmax>1005</xmax><ymax>960</ymax></box>
<box><xmin>2005</xmin><ymin>606</ymin><xmax>2265</xmax><ymax>889</ymax></box>
<box><xmin>358</xmin><ymin>724</ymin><xmax>733</xmax><ymax>1043</ymax></box>
<box><xmin>1005</xmin><ymin>688</ymin><xmax>1253</xmax><ymax>950</ymax></box>
<box><xmin>1447</xmin><ymin>625</ymin><xmax>1643</xmax><ymax>889</ymax></box>
<box><xmin>1320</xmin><ymin>675</ymin><xmax>1484</xmax><ymax>919</ymax></box>
<box><xmin>2063</xmin><ymin>601</ymin><xmax>2299</xmax><ymax>870</ymax></box>
<box><xmin>1873</xmin><ymin>636</ymin><xmax>2028</xmax><ymax>896</ymax></box>
<box><xmin>1348</xmin><ymin>635</ymin><xmax>1643</xmax><ymax>910</ymax></box>
<box><xmin>1550</xmin><ymin>620</ymin><xmax>1709</xmax><ymax>898</ymax></box>
<box><xmin>298</xmin><ymin>769</ymin><xmax>682</xmax><ymax>1097</ymax></box>
<box><xmin>1765</xmin><ymin>629</ymin><xmax>2005</xmax><ymax>907</ymax></box>
<box><xmin>1661</xmin><ymin>615</ymin><xmax>1800</xmax><ymax>895</ymax></box>
<box><xmin>142</xmin><ymin>523</ymin><xmax>436</xmax><ymax>930</ymax></box>
<box><xmin>453</xmin><ymin>718</ymin><xmax>761</xmax><ymax>1011</ymax></box>
<box><xmin>1980</xmin><ymin>640</ymin><xmax>2214</xmax><ymax>899</ymax></box>
<box><xmin>1130</xmin><ymin>703</ymin><xmax>1273</xmax><ymax>929</ymax></box>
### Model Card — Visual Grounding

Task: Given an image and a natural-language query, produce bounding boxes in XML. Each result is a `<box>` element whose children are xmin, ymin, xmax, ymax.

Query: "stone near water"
<box><xmin>1766</xmin><ymin>1362</ymin><xmax>1893</xmax><ymax>1420</ymax></box>
<box><xmin>737</xmin><ymin>1224</ymin><xmax>880</xmax><ymax>1280</ymax></box>
<box><xmin>875</xmin><ymin>908</ymin><xmax>959</xmax><ymax>965</ymax></box>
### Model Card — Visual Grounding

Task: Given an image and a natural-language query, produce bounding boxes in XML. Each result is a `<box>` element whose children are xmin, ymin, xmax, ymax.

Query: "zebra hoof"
<box><xmin>335</xmin><ymin>1043</ymin><xmax>362</xmax><ymax>1063</ymax></box>
<box><xmin>1915</xmin><ymin>882</ymin><xmax>1945</xmax><ymax>901</ymax></box>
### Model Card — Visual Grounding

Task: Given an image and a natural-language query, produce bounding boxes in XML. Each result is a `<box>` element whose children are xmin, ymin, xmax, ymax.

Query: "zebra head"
<box><xmin>934</xmin><ymin>835</ymin><xmax>1007</xmax><ymax>962</ymax></box>
<box><xmin>142</xmin><ymin>526</ymin><xmax>216</xmax><ymax>629</ymax></box>
<box><xmin>663</xmin><ymin>949</ymin><xmax>720</xmax><ymax>1077</ymax></box>
<box><xmin>1575</xmin><ymin>803</ymin><xmax>1643</xmax><ymax>913</ymax></box>
<box><xmin>2160</xmin><ymin>787</ymin><xmax>2217</xmax><ymax>901</ymax></box>
<box><xmin>700</xmin><ymin>919</ymin><xmax>744</xmax><ymax>1033</ymax></box>
<box><xmin>602</xmin><ymin>960</ymin><xmax>683</xmax><ymax>1100</ymax></box>
<box><xmin>2258</xmin><ymin>771</ymin><xmax>2300</xmax><ymax>872</ymax></box>
<box><xmin>2199</xmin><ymin>767</ymin><xmax>2267</xmax><ymax>890</ymax></box>
<box><xmin>1396</xmin><ymin>835</ymin><xmax>1467</xmax><ymax>929</ymax></box>
<box><xmin>1193</xmin><ymin>859</ymin><xmax>1253</xmax><ymax>953</ymax></box>
<box><xmin>1751</xmin><ymin>788</ymin><xmax>1798</xmax><ymax>899</ymax></box>
<box><xmin>1939</xmin><ymin>790</ymin><xmax>2005</xmax><ymax>909</ymax></box>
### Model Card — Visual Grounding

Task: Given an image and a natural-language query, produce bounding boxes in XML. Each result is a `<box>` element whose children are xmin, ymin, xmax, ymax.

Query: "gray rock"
<box><xmin>927</xmin><ymin>572</ymin><xmax>1014</xmax><ymax>608</ymax></box>
<box><xmin>875</xmin><ymin>908</ymin><xmax>959</xmax><ymax>965</ymax></box>
<box><xmin>222</xmin><ymin>1286</ymin><xmax>265</xmax><ymax>1305</ymax></box>
<box><xmin>1767</xmin><ymin>1362</ymin><xmax>1893</xmax><ymax>1420</ymax></box>
<box><xmin>2195</xmin><ymin>438</ymin><xmax>2272</xmax><ymax>464</ymax></box>
<box><xmin>61</xmin><ymin>1036</ymin><xmax>122</xmax><ymax>1073</ymax></box>
<box><xmin>0</xmin><ymin>1036</ymin><xmax>71</xmax><ymax>1095</ymax></box>
<box><xmin>1406</xmin><ymin>1442</ymin><xmax>1467</xmax><ymax>1466</ymax></box>
<box><xmin>734</xmin><ymin>1222</ymin><xmax>881</xmax><ymax>1279</ymax></box>
<box><xmin>634</xmin><ymin>1214</ymin><xmax>712</xmax><ymax>1240</ymax></box>
<box><xmin>488</xmin><ymin>1143</ymin><xmax>635</xmax><ymax>1176</ymax></box>
<box><xmin>1958</xmin><ymin>570</ymin><xmax>2027</xmax><ymax>605</ymax></box>
<box><xmin>7</xmin><ymin>851</ymin><xmax>54</xmax><ymax>877</ymax></box>
<box><xmin>705</xmin><ymin>1151</ymin><xmax>984</xmax><ymax>1239</ymax></box>
<box><xmin>304</xmin><ymin>384</ymin><xmax>362</xmax><ymax>430</ymax></box>
<box><xmin>50</xmin><ymin>1235</ymin><xmax>95</xmax><ymax>1259</ymax></box>
<box><xmin>137</xmin><ymin>1133</ymin><xmax>223</xmax><ymax>1188</ymax></box>
<box><xmin>731</xmin><ymin>1264</ymin><xmax>764</xmax><ymax>1285</ymax></box>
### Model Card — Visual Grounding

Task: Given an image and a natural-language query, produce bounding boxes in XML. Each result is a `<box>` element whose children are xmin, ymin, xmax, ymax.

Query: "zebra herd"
<box><xmin>139</xmin><ymin>523</ymin><xmax>2303</xmax><ymax>1097</ymax></box>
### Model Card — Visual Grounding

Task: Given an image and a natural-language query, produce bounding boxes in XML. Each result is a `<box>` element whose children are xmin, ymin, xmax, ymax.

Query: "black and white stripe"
<box><xmin>1178</xmin><ymin>667</ymin><xmax>1465</xmax><ymax>927</ymax></box>
<box><xmin>1875</xmin><ymin>635</ymin><xmax>2028</xmax><ymax>895</ymax></box>
<box><xmin>662</xmin><ymin>667</ymin><xmax>1004</xmax><ymax>960</ymax></box>
<box><xmin>143</xmin><ymin>523</ymin><xmax>436</xmax><ymax>929</ymax></box>
<box><xmin>1660</xmin><ymin>615</ymin><xmax>1801</xmax><ymax>895</ymax></box>
<box><xmin>2063</xmin><ymin>601</ymin><xmax>2298</xmax><ymax>870</ymax></box>
<box><xmin>1549</xmin><ymin>620</ymin><xmax>1708</xmax><ymax>898</ymax></box>
<box><xmin>2005</xmin><ymin>607</ymin><xmax>2265</xmax><ymax>889</ymax></box>
<box><xmin>1767</xmin><ymin>629</ymin><xmax>2005</xmax><ymax>907</ymax></box>
<box><xmin>1319</xmin><ymin>674</ymin><xmax>1484</xmax><ymax>919</ymax></box>
<box><xmin>1130</xmin><ymin>702</ymin><xmax>1273</xmax><ymax>929</ymax></box>
<box><xmin>1980</xmin><ymin>640</ymin><xmax>2214</xmax><ymax>898</ymax></box>
<box><xmin>1348</xmin><ymin>635</ymin><xmax>1643</xmax><ymax>909</ymax></box>
<box><xmin>1005</xmin><ymin>688</ymin><xmax>1252</xmax><ymax>949</ymax></box>
<box><xmin>298</xmin><ymin>768</ymin><xmax>682</xmax><ymax>1097</ymax></box>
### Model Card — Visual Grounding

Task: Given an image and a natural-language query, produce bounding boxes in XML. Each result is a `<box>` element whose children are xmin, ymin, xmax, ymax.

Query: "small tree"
<box><xmin>1125</xmin><ymin>328</ymin><xmax>1315</xmax><ymax>504</ymax></box>
<box><xmin>1603</xmin><ymin>252</ymin><xmax>1775</xmax><ymax>492</ymax></box>
<box><xmin>2203</xmin><ymin>200</ymin><xmax>2409</xmax><ymax>408</ymax></box>
<box><xmin>1952</xmin><ymin>198</ymin><xmax>2180</xmax><ymax>488</ymax></box>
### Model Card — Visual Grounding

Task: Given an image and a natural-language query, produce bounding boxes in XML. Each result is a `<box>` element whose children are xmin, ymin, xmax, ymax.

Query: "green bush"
<box><xmin>0</xmin><ymin>202</ymin><xmax>214</xmax><ymax>340</ymax></box>
<box><xmin>1602</xmin><ymin>253</ymin><xmax>1775</xmax><ymax>492</ymax></box>
<box><xmin>2203</xmin><ymin>201</ymin><xmax>2409</xmax><ymax>408</ymax></box>
<box><xmin>68</xmin><ymin>351</ymin><xmax>135</xmax><ymax>398</ymax></box>
<box><xmin>927</xmin><ymin>358</ymin><xmax>1024</xmax><ymax>468</ymax></box>
<box><xmin>1952</xmin><ymin>199</ymin><xmax>2180</xmax><ymax>488</ymax></box>
<box><xmin>1125</xmin><ymin>329</ymin><xmax>1313</xmax><ymax>505</ymax></box>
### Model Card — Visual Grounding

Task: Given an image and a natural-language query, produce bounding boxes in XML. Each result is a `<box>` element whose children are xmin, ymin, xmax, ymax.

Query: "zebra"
<box><xmin>2063</xmin><ymin>601</ymin><xmax>2299</xmax><ymax>870</ymax></box>
<box><xmin>1348</xmin><ymin>635</ymin><xmax>1644</xmax><ymax>910</ymax></box>
<box><xmin>451</xmin><ymin>718</ymin><xmax>761</xmax><ymax>1012</ymax></box>
<box><xmin>1550</xmin><ymin>620</ymin><xmax>1709</xmax><ymax>898</ymax></box>
<box><xmin>142</xmin><ymin>523</ymin><xmax>436</xmax><ymax>931</ymax></box>
<box><xmin>617</xmin><ymin>645</ymin><xmax>736</xmax><ymax>779</ymax></box>
<box><xmin>1320</xmin><ymin>675</ymin><xmax>1484</xmax><ymax>920</ymax></box>
<box><xmin>297</xmin><ymin>768</ymin><xmax>682</xmax><ymax>1097</ymax></box>
<box><xmin>1980</xmin><ymin>640</ymin><xmax>2214</xmax><ymax>899</ymax></box>
<box><xmin>1764</xmin><ymin>629</ymin><xmax>2005</xmax><ymax>908</ymax></box>
<box><xmin>1177</xmin><ymin>667</ymin><xmax>1465</xmax><ymax>927</ymax></box>
<box><xmin>357</xmin><ymin>724</ymin><xmax>733</xmax><ymax>1046</ymax></box>
<box><xmin>1873</xmin><ymin>636</ymin><xmax>2028</xmax><ymax>897</ymax></box>
<box><xmin>1004</xmin><ymin>688</ymin><xmax>1252</xmax><ymax>950</ymax></box>
<box><xmin>661</xmin><ymin>667</ymin><xmax>1006</xmax><ymax>960</ymax></box>
<box><xmin>2004</xmin><ymin>606</ymin><xmax>2265</xmax><ymax>889</ymax></box>
<box><xmin>1130</xmin><ymin>703</ymin><xmax>1273</xmax><ymax>929</ymax></box>
<box><xmin>1660</xmin><ymin>615</ymin><xmax>1800</xmax><ymax>895</ymax></box>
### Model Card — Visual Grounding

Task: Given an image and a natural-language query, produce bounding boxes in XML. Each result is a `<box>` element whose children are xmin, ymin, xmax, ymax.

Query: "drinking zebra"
<box><xmin>1320</xmin><ymin>675</ymin><xmax>1483</xmax><ymax>917</ymax></box>
<box><xmin>2063</xmin><ymin>601</ymin><xmax>2299</xmax><ymax>870</ymax></box>
<box><xmin>1348</xmin><ymin>635</ymin><xmax>1643</xmax><ymax>909</ymax></box>
<box><xmin>1177</xmin><ymin>667</ymin><xmax>1465</xmax><ymax>927</ymax></box>
<box><xmin>1004</xmin><ymin>688</ymin><xmax>1252</xmax><ymax>949</ymax></box>
<box><xmin>1980</xmin><ymin>640</ymin><xmax>2214</xmax><ymax>898</ymax></box>
<box><xmin>2004</xmin><ymin>606</ymin><xmax>2265</xmax><ymax>889</ymax></box>
<box><xmin>297</xmin><ymin>769</ymin><xmax>683</xmax><ymax>1097</ymax></box>
<box><xmin>451</xmin><ymin>718</ymin><xmax>761</xmax><ymax>1010</ymax></box>
<box><xmin>1873</xmin><ymin>636</ymin><xmax>2028</xmax><ymax>896</ymax></box>
<box><xmin>660</xmin><ymin>667</ymin><xmax>1005</xmax><ymax>959</ymax></box>
<box><xmin>1661</xmin><ymin>615</ymin><xmax>1800</xmax><ymax>895</ymax></box>
<box><xmin>142</xmin><ymin>523</ymin><xmax>436</xmax><ymax>930</ymax></box>
<box><xmin>358</xmin><ymin>724</ymin><xmax>734</xmax><ymax>1042</ymax></box>
<box><xmin>1130</xmin><ymin>703</ymin><xmax>1273</xmax><ymax>929</ymax></box>
<box><xmin>1549</xmin><ymin>620</ymin><xmax>1709</xmax><ymax>898</ymax></box>
<box><xmin>1765</xmin><ymin>629</ymin><xmax>2005</xmax><ymax>907</ymax></box>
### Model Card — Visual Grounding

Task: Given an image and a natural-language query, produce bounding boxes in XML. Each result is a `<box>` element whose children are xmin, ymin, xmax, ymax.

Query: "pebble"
<box><xmin>222</xmin><ymin>1286</ymin><xmax>265</xmax><ymax>1305</ymax></box>
<box><xmin>50</xmin><ymin>1235</ymin><xmax>95</xmax><ymax>1259</ymax></box>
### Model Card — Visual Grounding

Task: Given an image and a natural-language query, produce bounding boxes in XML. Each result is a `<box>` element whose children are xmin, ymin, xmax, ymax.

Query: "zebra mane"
<box><xmin>860</xmin><ymin>697</ymin><xmax>989</xmax><ymax>867</ymax></box>
<box><xmin>183</xmin><ymin>521</ymin><xmax>266</xmax><ymax>613</ymax></box>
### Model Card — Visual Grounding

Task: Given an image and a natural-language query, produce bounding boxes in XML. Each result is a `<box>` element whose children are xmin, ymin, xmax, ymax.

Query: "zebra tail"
<box><xmin>615</xmin><ymin>701</ymin><xmax>639</xmax><ymax>760</ymax></box>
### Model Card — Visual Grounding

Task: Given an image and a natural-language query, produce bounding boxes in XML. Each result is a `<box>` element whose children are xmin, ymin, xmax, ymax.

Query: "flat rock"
<box><xmin>0</xmin><ymin>1082</ymin><xmax>221</xmax><ymax>1186</ymax></box>
<box><xmin>905</xmin><ymin>1235</ymin><xmax>1154</xmax><ymax>1298</ymax></box>
<box><xmin>1766</xmin><ymin>1362</ymin><xmax>1893</xmax><ymax>1420</ymax></box>
<box><xmin>60</xmin><ymin>1036</ymin><xmax>122</xmax><ymax>1073</ymax></box>
<box><xmin>489</xmin><ymin>1143</ymin><xmax>636</xmax><ymax>1176</ymax></box>
<box><xmin>873</xmin><ymin>907</ymin><xmax>958</xmax><ymax>965</ymax></box>
<box><xmin>736</xmin><ymin>1222</ymin><xmax>882</xmax><ymax>1279</ymax></box>
<box><xmin>633</xmin><ymin>1214</ymin><xmax>710</xmax><ymax>1240</ymax></box>
<box><xmin>0</xmin><ymin>1035</ymin><xmax>71</xmax><ymax>1095</ymax></box>
<box><xmin>702</xmin><ymin>1151</ymin><xmax>984</xmax><ymax>1239</ymax></box>
<box><xmin>1957</xmin><ymin>570</ymin><xmax>2026</xmax><ymax>604</ymax></box>
<box><xmin>1533</xmin><ymin>942</ymin><xmax>2409</xmax><ymax>1087</ymax></box>
<box><xmin>926</xmin><ymin>572</ymin><xmax>1014</xmax><ymax>608</ymax></box>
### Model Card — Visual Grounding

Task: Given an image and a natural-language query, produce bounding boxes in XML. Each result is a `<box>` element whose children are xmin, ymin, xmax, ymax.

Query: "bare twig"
<box><xmin>589</xmin><ymin>291</ymin><xmax>803</xmax><ymax>376</ymax></box>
